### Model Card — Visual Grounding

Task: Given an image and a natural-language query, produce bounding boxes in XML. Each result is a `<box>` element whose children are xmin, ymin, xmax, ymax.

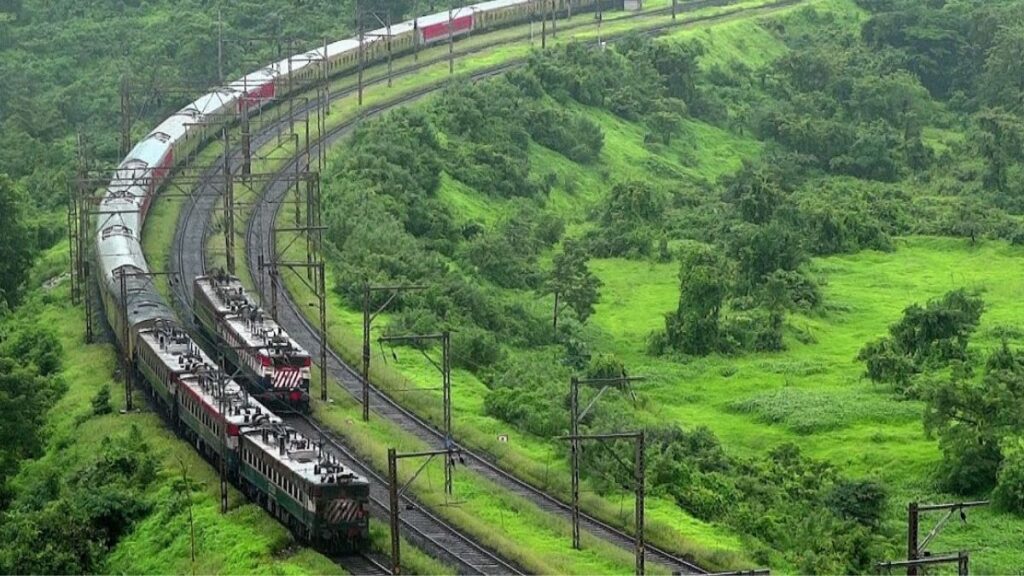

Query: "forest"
<box><xmin>316</xmin><ymin>0</ymin><xmax>1024</xmax><ymax>571</ymax></box>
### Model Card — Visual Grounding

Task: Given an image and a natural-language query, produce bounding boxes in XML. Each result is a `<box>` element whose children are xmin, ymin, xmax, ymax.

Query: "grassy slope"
<box><xmin>144</xmin><ymin>2</ymin><xmax>804</xmax><ymax>573</ymax></box>
<box><xmin>270</xmin><ymin>4</ymin><xmax>820</xmax><ymax>571</ymax></box>
<box><xmin>592</xmin><ymin>238</ymin><xmax>1024</xmax><ymax>572</ymax></box>
<box><xmin>305</xmin><ymin>1</ymin><xmax>1024</xmax><ymax>572</ymax></box>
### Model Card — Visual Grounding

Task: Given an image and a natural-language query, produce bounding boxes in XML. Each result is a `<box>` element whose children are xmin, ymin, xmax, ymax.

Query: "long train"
<box><xmin>94</xmin><ymin>0</ymin><xmax>609</xmax><ymax>554</ymax></box>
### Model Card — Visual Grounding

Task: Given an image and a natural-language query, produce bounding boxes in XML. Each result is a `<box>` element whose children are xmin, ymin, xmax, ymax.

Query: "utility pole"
<box><xmin>542</xmin><ymin>3</ymin><xmax>547</xmax><ymax>48</ymax></box>
<box><xmin>387</xmin><ymin>446</ymin><xmax>464</xmax><ymax>575</ymax></box>
<box><xmin>560</xmin><ymin>431</ymin><xmax>646</xmax><ymax>575</ymax></box>
<box><xmin>413</xmin><ymin>17</ymin><xmax>420</xmax><ymax>62</ymax></box>
<box><xmin>360</xmin><ymin>283</ymin><xmax>427</xmax><ymax>421</ymax></box>
<box><xmin>119</xmin><ymin>75</ymin><xmax>131</xmax><ymax>158</ymax></box>
<box><xmin>222</xmin><ymin>128</ymin><xmax>235</xmax><ymax>275</ymax></box>
<box><xmin>635</xmin><ymin>431</ymin><xmax>645</xmax><ymax>576</ymax></box>
<box><xmin>241</xmin><ymin>101</ymin><xmax>251</xmax><ymax>177</ymax></box>
<box><xmin>903</xmin><ymin>500</ymin><xmax>988</xmax><ymax>576</ymax></box>
<box><xmin>357</xmin><ymin>1</ymin><xmax>365</xmax><ymax>106</ymax></box>
<box><xmin>217</xmin><ymin>8</ymin><xmax>224</xmax><ymax>84</ymax></box>
<box><xmin>388</xmin><ymin>448</ymin><xmax>400</xmax><ymax>574</ymax></box>
<box><xmin>386</xmin><ymin>12</ymin><xmax>393</xmax><ymax>88</ymax></box>
<box><xmin>568</xmin><ymin>374</ymin><xmax>646</xmax><ymax>551</ymax></box>
<box><xmin>448</xmin><ymin>6</ymin><xmax>455</xmax><ymax>75</ymax></box>
<box><xmin>378</xmin><ymin>331</ymin><xmax>454</xmax><ymax>497</ymax></box>
<box><xmin>551</xmin><ymin>0</ymin><xmax>556</xmax><ymax>39</ymax></box>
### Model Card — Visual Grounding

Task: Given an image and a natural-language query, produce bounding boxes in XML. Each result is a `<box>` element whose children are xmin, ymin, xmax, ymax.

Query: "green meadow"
<box><xmin>285</xmin><ymin>1</ymin><xmax>1024</xmax><ymax>571</ymax></box>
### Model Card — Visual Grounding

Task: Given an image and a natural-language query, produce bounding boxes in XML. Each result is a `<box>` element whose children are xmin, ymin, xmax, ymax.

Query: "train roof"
<box><xmin>471</xmin><ymin>0</ymin><xmax>533</xmax><ymax>11</ymax></box>
<box><xmin>196</xmin><ymin>275</ymin><xmax>309</xmax><ymax>357</ymax></box>
<box><xmin>127</xmin><ymin>132</ymin><xmax>172</xmax><ymax>167</ymax></box>
<box><xmin>139</xmin><ymin>325</ymin><xmax>279</xmax><ymax>429</ymax></box>
<box><xmin>244</xmin><ymin>425</ymin><xmax>368</xmax><ymax>486</ymax></box>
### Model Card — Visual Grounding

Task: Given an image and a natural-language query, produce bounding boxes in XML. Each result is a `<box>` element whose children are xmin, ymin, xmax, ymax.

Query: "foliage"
<box><xmin>580</xmin><ymin>423</ymin><xmax>892</xmax><ymax>573</ymax></box>
<box><xmin>0</xmin><ymin>174</ymin><xmax>35</xmax><ymax>309</ymax></box>
<box><xmin>546</xmin><ymin>239</ymin><xmax>602</xmax><ymax>323</ymax></box>
<box><xmin>859</xmin><ymin>289</ymin><xmax>984</xmax><ymax>395</ymax></box>
<box><xmin>994</xmin><ymin>437</ymin><xmax>1024</xmax><ymax>514</ymax></box>
<box><xmin>484</xmin><ymin>353</ymin><xmax>569</xmax><ymax>438</ymax></box>
<box><xmin>91</xmin><ymin>385</ymin><xmax>112</xmax><ymax>416</ymax></box>
<box><xmin>587</xmin><ymin>180</ymin><xmax>664</xmax><ymax>258</ymax></box>
<box><xmin>923</xmin><ymin>342</ymin><xmax>1024</xmax><ymax>496</ymax></box>
<box><xmin>0</xmin><ymin>427</ymin><xmax>157</xmax><ymax>574</ymax></box>
<box><xmin>660</xmin><ymin>243</ymin><xmax>728</xmax><ymax>356</ymax></box>
<box><xmin>825</xmin><ymin>479</ymin><xmax>888</xmax><ymax>527</ymax></box>
<box><xmin>0</xmin><ymin>316</ymin><xmax>63</xmax><ymax>488</ymax></box>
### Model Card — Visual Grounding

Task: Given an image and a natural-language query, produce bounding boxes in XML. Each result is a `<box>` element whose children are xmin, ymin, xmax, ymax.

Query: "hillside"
<box><xmin>308</xmin><ymin>0</ymin><xmax>1024</xmax><ymax>571</ymax></box>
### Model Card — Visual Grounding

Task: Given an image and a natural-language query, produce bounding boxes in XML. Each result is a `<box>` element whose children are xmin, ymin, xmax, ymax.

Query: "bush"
<box><xmin>826</xmin><ymin>479</ymin><xmax>888</xmax><ymax>526</ymax></box>
<box><xmin>995</xmin><ymin>437</ymin><xmax>1024</xmax><ymax>514</ymax></box>
<box><xmin>91</xmin><ymin>385</ymin><xmax>112</xmax><ymax>416</ymax></box>
<box><xmin>452</xmin><ymin>326</ymin><xmax>504</xmax><ymax>371</ymax></box>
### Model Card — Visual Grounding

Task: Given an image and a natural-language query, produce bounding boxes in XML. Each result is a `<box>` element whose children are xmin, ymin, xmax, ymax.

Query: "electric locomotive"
<box><xmin>193</xmin><ymin>270</ymin><xmax>312</xmax><ymax>411</ymax></box>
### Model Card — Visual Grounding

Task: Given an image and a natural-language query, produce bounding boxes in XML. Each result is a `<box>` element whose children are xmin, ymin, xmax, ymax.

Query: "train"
<box><xmin>94</xmin><ymin>0</ymin><xmax>617</xmax><ymax>555</ymax></box>
<box><xmin>193</xmin><ymin>270</ymin><xmax>311</xmax><ymax>411</ymax></box>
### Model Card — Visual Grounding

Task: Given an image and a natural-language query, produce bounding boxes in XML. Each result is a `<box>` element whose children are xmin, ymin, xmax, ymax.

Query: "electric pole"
<box><xmin>387</xmin><ymin>446</ymin><xmax>464</xmax><ymax>575</ymax></box>
<box><xmin>560</xmin><ymin>431</ymin><xmax>646</xmax><ymax>575</ymax></box>
<box><xmin>902</xmin><ymin>500</ymin><xmax>987</xmax><ymax>576</ymax></box>
<box><xmin>360</xmin><ymin>283</ymin><xmax>427</xmax><ymax>422</ymax></box>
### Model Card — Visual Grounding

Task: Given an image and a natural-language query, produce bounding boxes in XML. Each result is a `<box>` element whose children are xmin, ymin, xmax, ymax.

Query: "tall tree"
<box><xmin>0</xmin><ymin>174</ymin><xmax>34</xmax><ymax>309</ymax></box>
<box><xmin>547</xmin><ymin>239</ymin><xmax>602</xmax><ymax>323</ymax></box>
<box><xmin>664</xmin><ymin>243</ymin><xmax>729</xmax><ymax>355</ymax></box>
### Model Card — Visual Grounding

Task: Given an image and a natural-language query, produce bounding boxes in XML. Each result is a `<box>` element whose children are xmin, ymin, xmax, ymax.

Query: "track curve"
<box><xmin>168</xmin><ymin>1</ymin><xmax>803</xmax><ymax>573</ymax></box>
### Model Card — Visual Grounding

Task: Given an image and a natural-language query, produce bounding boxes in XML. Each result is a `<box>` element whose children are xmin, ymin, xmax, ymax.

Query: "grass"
<box><xmin>135</xmin><ymin>0</ymin><xmax>897</xmax><ymax>572</ymax></box>
<box><xmin>589</xmin><ymin>238</ymin><xmax>1024</xmax><ymax>573</ymax></box>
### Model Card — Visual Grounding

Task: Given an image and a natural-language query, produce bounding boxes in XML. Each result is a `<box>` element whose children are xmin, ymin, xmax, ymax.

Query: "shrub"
<box><xmin>91</xmin><ymin>385</ymin><xmax>112</xmax><ymax>416</ymax></box>
<box><xmin>995</xmin><ymin>437</ymin><xmax>1024</xmax><ymax>514</ymax></box>
<box><xmin>452</xmin><ymin>326</ymin><xmax>504</xmax><ymax>371</ymax></box>
<box><xmin>826</xmin><ymin>479</ymin><xmax>888</xmax><ymax>526</ymax></box>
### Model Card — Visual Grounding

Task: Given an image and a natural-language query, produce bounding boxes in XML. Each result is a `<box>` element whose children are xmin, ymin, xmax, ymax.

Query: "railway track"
<box><xmin>282</xmin><ymin>410</ymin><xmax>524</xmax><ymax>576</ymax></box>
<box><xmin>337</xmin><ymin>553</ymin><xmax>393</xmax><ymax>576</ymax></box>
<box><xmin>165</xmin><ymin>1</ymin><xmax>802</xmax><ymax>572</ymax></box>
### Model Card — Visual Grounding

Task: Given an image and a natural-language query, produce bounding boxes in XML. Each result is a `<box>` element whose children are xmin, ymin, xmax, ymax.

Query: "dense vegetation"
<box><xmin>0</xmin><ymin>0</ymin><xmax>474</xmax><ymax>570</ymax></box>
<box><xmin>319</xmin><ymin>0</ymin><xmax>1024</xmax><ymax>570</ymax></box>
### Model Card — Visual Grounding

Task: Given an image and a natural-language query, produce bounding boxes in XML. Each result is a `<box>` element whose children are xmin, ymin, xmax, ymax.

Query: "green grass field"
<box><xmin>140</xmin><ymin>1</ymin><xmax>811</xmax><ymax>572</ymax></box>
<box><xmin>589</xmin><ymin>237</ymin><xmax>1024</xmax><ymax>572</ymax></box>
<box><xmin>138</xmin><ymin>0</ymin><xmax>1024</xmax><ymax>571</ymax></box>
<box><xmin>286</xmin><ymin>2</ymin><xmax>1024</xmax><ymax>571</ymax></box>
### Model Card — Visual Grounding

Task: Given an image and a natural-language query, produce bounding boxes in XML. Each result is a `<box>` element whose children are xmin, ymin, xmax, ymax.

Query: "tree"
<box><xmin>0</xmin><ymin>174</ymin><xmax>34</xmax><ymax>309</ymax></box>
<box><xmin>858</xmin><ymin>289</ymin><xmax>984</xmax><ymax>395</ymax></box>
<box><xmin>971</xmin><ymin>108</ymin><xmax>1024</xmax><ymax>193</ymax></box>
<box><xmin>646</xmin><ymin>109</ymin><xmax>682</xmax><ymax>145</ymax></box>
<box><xmin>588</xmin><ymin>180</ymin><xmax>664</xmax><ymax>258</ymax></box>
<box><xmin>924</xmin><ymin>342</ymin><xmax>1024</xmax><ymax>495</ymax></box>
<box><xmin>662</xmin><ymin>243</ymin><xmax>729</xmax><ymax>355</ymax></box>
<box><xmin>981</xmin><ymin>23</ymin><xmax>1024</xmax><ymax>115</ymax></box>
<box><xmin>728</xmin><ymin>222</ymin><xmax>806</xmax><ymax>293</ymax></box>
<box><xmin>547</xmin><ymin>239</ymin><xmax>602</xmax><ymax>323</ymax></box>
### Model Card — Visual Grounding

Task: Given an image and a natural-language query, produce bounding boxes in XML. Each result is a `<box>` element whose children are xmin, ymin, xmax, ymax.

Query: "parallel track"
<box><xmin>166</xmin><ymin>1</ymin><xmax>802</xmax><ymax>572</ymax></box>
<box><xmin>282</xmin><ymin>410</ymin><xmax>524</xmax><ymax>575</ymax></box>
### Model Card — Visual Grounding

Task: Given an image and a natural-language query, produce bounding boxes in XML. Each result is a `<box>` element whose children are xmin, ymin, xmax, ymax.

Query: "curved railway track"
<box><xmin>165</xmin><ymin>1</ymin><xmax>802</xmax><ymax>572</ymax></box>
